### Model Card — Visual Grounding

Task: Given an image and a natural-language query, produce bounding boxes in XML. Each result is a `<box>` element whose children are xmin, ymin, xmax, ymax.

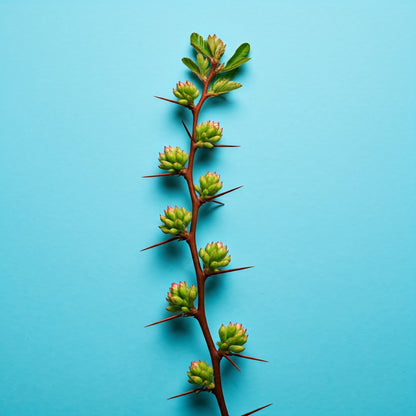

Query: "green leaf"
<box><xmin>182</xmin><ymin>57</ymin><xmax>200</xmax><ymax>76</ymax></box>
<box><xmin>219</xmin><ymin>68</ymin><xmax>239</xmax><ymax>81</ymax></box>
<box><xmin>208</xmin><ymin>75</ymin><xmax>242</xmax><ymax>96</ymax></box>
<box><xmin>190</xmin><ymin>32</ymin><xmax>212</xmax><ymax>58</ymax></box>
<box><xmin>221</xmin><ymin>42</ymin><xmax>251</xmax><ymax>73</ymax></box>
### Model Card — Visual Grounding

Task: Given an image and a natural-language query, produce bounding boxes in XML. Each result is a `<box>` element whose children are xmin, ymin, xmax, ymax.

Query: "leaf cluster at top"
<box><xmin>181</xmin><ymin>32</ymin><xmax>251</xmax><ymax>96</ymax></box>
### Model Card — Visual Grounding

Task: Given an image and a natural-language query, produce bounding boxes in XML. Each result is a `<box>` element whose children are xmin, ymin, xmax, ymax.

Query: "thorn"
<box><xmin>206</xmin><ymin>266</ymin><xmax>254</xmax><ymax>277</ymax></box>
<box><xmin>145</xmin><ymin>313</ymin><xmax>183</xmax><ymax>328</ymax></box>
<box><xmin>141</xmin><ymin>237</ymin><xmax>179</xmax><ymax>252</ymax></box>
<box><xmin>230</xmin><ymin>353</ymin><xmax>268</xmax><ymax>363</ymax></box>
<box><xmin>205</xmin><ymin>186</ymin><xmax>243</xmax><ymax>201</ymax></box>
<box><xmin>142</xmin><ymin>172</ymin><xmax>177</xmax><ymax>178</ymax></box>
<box><xmin>181</xmin><ymin>120</ymin><xmax>193</xmax><ymax>140</ymax></box>
<box><xmin>211</xmin><ymin>200</ymin><xmax>224</xmax><ymax>206</ymax></box>
<box><xmin>154</xmin><ymin>96</ymin><xmax>190</xmax><ymax>107</ymax></box>
<box><xmin>240</xmin><ymin>403</ymin><xmax>273</xmax><ymax>416</ymax></box>
<box><xmin>167</xmin><ymin>388</ymin><xmax>202</xmax><ymax>400</ymax></box>
<box><xmin>213</xmin><ymin>144</ymin><xmax>240</xmax><ymax>148</ymax></box>
<box><xmin>223</xmin><ymin>354</ymin><xmax>241</xmax><ymax>372</ymax></box>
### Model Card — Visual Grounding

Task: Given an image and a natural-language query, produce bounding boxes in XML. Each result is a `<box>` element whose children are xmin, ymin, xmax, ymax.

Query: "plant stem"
<box><xmin>182</xmin><ymin>62</ymin><xmax>230</xmax><ymax>416</ymax></box>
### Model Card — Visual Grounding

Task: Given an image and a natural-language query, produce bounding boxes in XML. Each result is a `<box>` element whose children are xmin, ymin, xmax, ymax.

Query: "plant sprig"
<box><xmin>143</xmin><ymin>33</ymin><xmax>271</xmax><ymax>416</ymax></box>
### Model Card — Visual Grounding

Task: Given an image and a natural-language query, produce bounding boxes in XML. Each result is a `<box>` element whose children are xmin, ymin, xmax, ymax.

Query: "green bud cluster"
<box><xmin>187</xmin><ymin>361</ymin><xmax>215</xmax><ymax>390</ymax></box>
<box><xmin>159</xmin><ymin>206</ymin><xmax>192</xmax><ymax>236</ymax></box>
<box><xmin>207</xmin><ymin>34</ymin><xmax>226</xmax><ymax>61</ymax></box>
<box><xmin>217</xmin><ymin>322</ymin><xmax>248</xmax><ymax>353</ymax></box>
<box><xmin>199</xmin><ymin>241</ymin><xmax>231</xmax><ymax>271</ymax></box>
<box><xmin>194</xmin><ymin>172</ymin><xmax>223</xmax><ymax>198</ymax></box>
<box><xmin>173</xmin><ymin>81</ymin><xmax>199</xmax><ymax>106</ymax></box>
<box><xmin>195</xmin><ymin>120</ymin><xmax>223</xmax><ymax>148</ymax></box>
<box><xmin>158</xmin><ymin>146</ymin><xmax>188</xmax><ymax>173</ymax></box>
<box><xmin>166</xmin><ymin>281</ymin><xmax>197</xmax><ymax>313</ymax></box>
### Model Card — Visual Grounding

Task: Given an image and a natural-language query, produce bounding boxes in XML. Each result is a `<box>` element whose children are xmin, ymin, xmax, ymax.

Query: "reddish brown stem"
<box><xmin>145</xmin><ymin>313</ymin><xmax>183</xmax><ymax>328</ymax></box>
<box><xmin>177</xmin><ymin>61</ymin><xmax>231</xmax><ymax>416</ymax></box>
<box><xmin>156</xmin><ymin>58</ymin><xmax>257</xmax><ymax>415</ymax></box>
<box><xmin>141</xmin><ymin>237</ymin><xmax>179</xmax><ymax>252</ymax></box>
<box><xmin>240</xmin><ymin>404</ymin><xmax>273</xmax><ymax>415</ymax></box>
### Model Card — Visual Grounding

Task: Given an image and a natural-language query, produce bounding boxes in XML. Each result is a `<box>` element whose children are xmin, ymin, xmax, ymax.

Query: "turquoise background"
<box><xmin>1</xmin><ymin>1</ymin><xmax>415</xmax><ymax>415</ymax></box>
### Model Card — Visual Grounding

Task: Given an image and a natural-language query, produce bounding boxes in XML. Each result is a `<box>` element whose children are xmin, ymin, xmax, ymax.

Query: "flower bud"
<box><xmin>217</xmin><ymin>322</ymin><xmax>248</xmax><ymax>353</ymax></box>
<box><xmin>199</xmin><ymin>241</ymin><xmax>231</xmax><ymax>272</ymax></box>
<box><xmin>194</xmin><ymin>172</ymin><xmax>223</xmax><ymax>198</ymax></box>
<box><xmin>166</xmin><ymin>281</ymin><xmax>197</xmax><ymax>313</ymax></box>
<box><xmin>159</xmin><ymin>206</ymin><xmax>192</xmax><ymax>236</ymax></box>
<box><xmin>195</xmin><ymin>120</ymin><xmax>223</xmax><ymax>148</ymax></box>
<box><xmin>187</xmin><ymin>361</ymin><xmax>215</xmax><ymax>390</ymax></box>
<box><xmin>207</xmin><ymin>34</ymin><xmax>226</xmax><ymax>61</ymax></box>
<box><xmin>173</xmin><ymin>81</ymin><xmax>199</xmax><ymax>106</ymax></box>
<box><xmin>158</xmin><ymin>146</ymin><xmax>189</xmax><ymax>173</ymax></box>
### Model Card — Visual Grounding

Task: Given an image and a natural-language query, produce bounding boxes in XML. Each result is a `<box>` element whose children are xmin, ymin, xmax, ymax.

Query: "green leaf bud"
<box><xmin>187</xmin><ymin>361</ymin><xmax>215</xmax><ymax>390</ymax></box>
<box><xmin>194</xmin><ymin>172</ymin><xmax>223</xmax><ymax>199</ymax></box>
<box><xmin>219</xmin><ymin>324</ymin><xmax>228</xmax><ymax>342</ymax></box>
<box><xmin>159</xmin><ymin>146</ymin><xmax>189</xmax><ymax>173</ymax></box>
<box><xmin>195</xmin><ymin>120</ymin><xmax>223</xmax><ymax>147</ymax></box>
<box><xmin>189</xmin><ymin>285</ymin><xmax>198</xmax><ymax>301</ymax></box>
<box><xmin>217</xmin><ymin>323</ymin><xmax>248</xmax><ymax>353</ymax></box>
<box><xmin>199</xmin><ymin>241</ymin><xmax>231</xmax><ymax>272</ymax></box>
<box><xmin>170</xmin><ymin>295</ymin><xmax>183</xmax><ymax>305</ymax></box>
<box><xmin>166</xmin><ymin>281</ymin><xmax>197</xmax><ymax>313</ymax></box>
<box><xmin>159</xmin><ymin>206</ymin><xmax>192</xmax><ymax>236</ymax></box>
<box><xmin>207</xmin><ymin>34</ymin><xmax>226</xmax><ymax>61</ymax></box>
<box><xmin>229</xmin><ymin>345</ymin><xmax>246</xmax><ymax>353</ymax></box>
<box><xmin>208</xmin><ymin>76</ymin><xmax>242</xmax><ymax>96</ymax></box>
<box><xmin>173</xmin><ymin>81</ymin><xmax>199</xmax><ymax>106</ymax></box>
<box><xmin>227</xmin><ymin>325</ymin><xmax>236</xmax><ymax>337</ymax></box>
<box><xmin>191</xmin><ymin>375</ymin><xmax>203</xmax><ymax>385</ymax></box>
<box><xmin>196</xmin><ymin>53</ymin><xmax>210</xmax><ymax>78</ymax></box>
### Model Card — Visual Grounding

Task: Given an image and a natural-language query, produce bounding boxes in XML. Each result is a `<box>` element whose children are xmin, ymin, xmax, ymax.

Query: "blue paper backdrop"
<box><xmin>1</xmin><ymin>1</ymin><xmax>415</xmax><ymax>415</ymax></box>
